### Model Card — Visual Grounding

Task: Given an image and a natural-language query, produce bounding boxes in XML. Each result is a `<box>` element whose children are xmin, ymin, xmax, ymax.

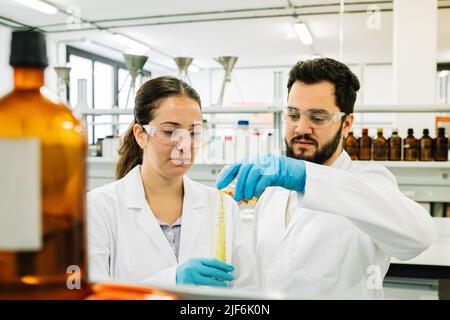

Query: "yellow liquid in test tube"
<box><xmin>215</xmin><ymin>192</ymin><xmax>227</xmax><ymax>262</ymax></box>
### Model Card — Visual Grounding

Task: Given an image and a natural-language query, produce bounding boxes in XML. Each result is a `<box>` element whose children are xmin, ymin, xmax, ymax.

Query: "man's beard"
<box><xmin>285</xmin><ymin>123</ymin><xmax>344</xmax><ymax>164</ymax></box>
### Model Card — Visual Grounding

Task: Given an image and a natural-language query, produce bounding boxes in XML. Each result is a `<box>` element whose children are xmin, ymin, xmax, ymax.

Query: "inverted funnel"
<box><xmin>174</xmin><ymin>57</ymin><xmax>193</xmax><ymax>81</ymax></box>
<box><xmin>124</xmin><ymin>53</ymin><xmax>148</xmax><ymax>85</ymax></box>
<box><xmin>123</xmin><ymin>53</ymin><xmax>148</xmax><ymax>108</ymax></box>
<box><xmin>54</xmin><ymin>66</ymin><xmax>71</xmax><ymax>103</ymax></box>
<box><xmin>214</xmin><ymin>56</ymin><xmax>238</xmax><ymax>106</ymax></box>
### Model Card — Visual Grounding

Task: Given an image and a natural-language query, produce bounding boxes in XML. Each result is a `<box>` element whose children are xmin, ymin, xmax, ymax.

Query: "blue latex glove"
<box><xmin>216</xmin><ymin>154</ymin><xmax>306</xmax><ymax>202</ymax></box>
<box><xmin>176</xmin><ymin>258</ymin><xmax>235</xmax><ymax>287</ymax></box>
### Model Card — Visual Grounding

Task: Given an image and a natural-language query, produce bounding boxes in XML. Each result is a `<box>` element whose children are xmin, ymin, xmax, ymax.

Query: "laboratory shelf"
<box><xmin>87</xmin><ymin>156</ymin><xmax>117</xmax><ymax>164</ymax></box>
<box><xmin>357</xmin><ymin>160</ymin><xmax>450</xmax><ymax>168</ymax></box>
<box><xmin>87</xmin><ymin>157</ymin><xmax>450</xmax><ymax>202</ymax></box>
<box><xmin>202</xmin><ymin>106</ymin><xmax>283</xmax><ymax>114</ymax></box>
<box><xmin>354</xmin><ymin>104</ymin><xmax>450</xmax><ymax>113</ymax></box>
<box><xmin>77</xmin><ymin>105</ymin><xmax>284</xmax><ymax>116</ymax></box>
<box><xmin>77</xmin><ymin>104</ymin><xmax>450</xmax><ymax>115</ymax></box>
<box><xmin>77</xmin><ymin>108</ymin><xmax>133</xmax><ymax>116</ymax></box>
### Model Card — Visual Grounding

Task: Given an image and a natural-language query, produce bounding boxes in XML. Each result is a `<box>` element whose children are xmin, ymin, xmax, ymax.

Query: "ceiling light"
<box><xmin>438</xmin><ymin>70</ymin><xmax>450</xmax><ymax>78</ymax></box>
<box><xmin>294</xmin><ymin>22</ymin><xmax>313</xmax><ymax>45</ymax></box>
<box><xmin>13</xmin><ymin>0</ymin><xmax>58</xmax><ymax>15</ymax></box>
<box><xmin>112</xmin><ymin>34</ymin><xmax>150</xmax><ymax>54</ymax></box>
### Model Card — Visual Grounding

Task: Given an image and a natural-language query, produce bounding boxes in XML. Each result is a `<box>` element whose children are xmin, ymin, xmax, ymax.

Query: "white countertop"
<box><xmin>391</xmin><ymin>218</ymin><xmax>450</xmax><ymax>267</ymax></box>
<box><xmin>391</xmin><ymin>236</ymin><xmax>450</xmax><ymax>267</ymax></box>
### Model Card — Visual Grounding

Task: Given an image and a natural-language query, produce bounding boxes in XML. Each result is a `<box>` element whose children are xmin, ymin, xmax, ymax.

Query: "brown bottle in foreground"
<box><xmin>403</xmin><ymin>128</ymin><xmax>418</xmax><ymax>161</ymax></box>
<box><xmin>344</xmin><ymin>131</ymin><xmax>359</xmax><ymax>160</ymax></box>
<box><xmin>358</xmin><ymin>128</ymin><xmax>372</xmax><ymax>160</ymax></box>
<box><xmin>0</xmin><ymin>30</ymin><xmax>89</xmax><ymax>299</ymax></box>
<box><xmin>419</xmin><ymin>129</ymin><xmax>433</xmax><ymax>161</ymax></box>
<box><xmin>388</xmin><ymin>129</ymin><xmax>402</xmax><ymax>161</ymax></box>
<box><xmin>434</xmin><ymin>128</ymin><xmax>448</xmax><ymax>161</ymax></box>
<box><xmin>373</xmin><ymin>128</ymin><xmax>387</xmax><ymax>161</ymax></box>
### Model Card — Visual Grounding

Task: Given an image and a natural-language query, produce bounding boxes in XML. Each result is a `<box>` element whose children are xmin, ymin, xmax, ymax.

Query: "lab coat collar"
<box><xmin>122</xmin><ymin>165</ymin><xmax>204</xmax><ymax>210</ymax></box>
<box><xmin>329</xmin><ymin>150</ymin><xmax>352</xmax><ymax>171</ymax></box>
<box><xmin>123</xmin><ymin>165</ymin><xmax>146</xmax><ymax>209</ymax></box>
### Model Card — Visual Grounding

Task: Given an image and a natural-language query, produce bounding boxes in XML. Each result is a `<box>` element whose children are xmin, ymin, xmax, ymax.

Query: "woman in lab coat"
<box><xmin>87</xmin><ymin>76</ymin><xmax>254</xmax><ymax>289</ymax></box>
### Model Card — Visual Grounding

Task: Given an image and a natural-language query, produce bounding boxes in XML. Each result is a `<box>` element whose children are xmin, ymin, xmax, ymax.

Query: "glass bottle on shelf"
<box><xmin>373</xmin><ymin>128</ymin><xmax>387</xmax><ymax>161</ymax></box>
<box><xmin>403</xmin><ymin>128</ymin><xmax>418</xmax><ymax>161</ymax></box>
<box><xmin>224</xmin><ymin>135</ymin><xmax>235</xmax><ymax>162</ymax></box>
<box><xmin>434</xmin><ymin>127</ymin><xmax>449</xmax><ymax>162</ymax></box>
<box><xmin>0</xmin><ymin>30</ymin><xmax>89</xmax><ymax>299</ymax></box>
<box><xmin>388</xmin><ymin>129</ymin><xmax>402</xmax><ymax>161</ymax></box>
<box><xmin>419</xmin><ymin>128</ymin><xmax>433</xmax><ymax>161</ymax></box>
<box><xmin>235</xmin><ymin>120</ymin><xmax>250</xmax><ymax>162</ymax></box>
<box><xmin>344</xmin><ymin>131</ymin><xmax>358</xmax><ymax>160</ymax></box>
<box><xmin>358</xmin><ymin>128</ymin><xmax>372</xmax><ymax>160</ymax></box>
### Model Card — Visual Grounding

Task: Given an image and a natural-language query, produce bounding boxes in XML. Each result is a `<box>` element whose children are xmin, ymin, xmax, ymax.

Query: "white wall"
<box><xmin>393</xmin><ymin>0</ymin><xmax>437</xmax><ymax>138</ymax></box>
<box><xmin>0</xmin><ymin>26</ymin><xmax>13</xmax><ymax>97</ymax></box>
<box><xmin>208</xmin><ymin>67</ymin><xmax>291</xmax><ymax>107</ymax></box>
<box><xmin>353</xmin><ymin>64</ymin><xmax>396</xmax><ymax>137</ymax></box>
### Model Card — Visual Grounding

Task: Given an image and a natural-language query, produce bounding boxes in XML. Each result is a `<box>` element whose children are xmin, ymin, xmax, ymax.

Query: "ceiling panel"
<box><xmin>50</xmin><ymin>0</ymin><xmax>288</xmax><ymax>21</ymax></box>
<box><xmin>1</xmin><ymin>0</ymin><xmax>449</xmax><ymax>68</ymax></box>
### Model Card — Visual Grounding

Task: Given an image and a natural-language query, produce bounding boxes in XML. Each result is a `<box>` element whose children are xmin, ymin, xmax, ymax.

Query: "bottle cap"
<box><xmin>438</xmin><ymin>127</ymin><xmax>445</xmax><ymax>133</ymax></box>
<box><xmin>362</xmin><ymin>128</ymin><xmax>369</xmax><ymax>134</ymax></box>
<box><xmin>10</xmin><ymin>30</ymin><xmax>48</xmax><ymax>68</ymax></box>
<box><xmin>377</xmin><ymin>128</ymin><xmax>383</xmax><ymax>133</ymax></box>
<box><xmin>423</xmin><ymin>128</ymin><xmax>429</xmax><ymax>135</ymax></box>
<box><xmin>407</xmin><ymin>128</ymin><xmax>414</xmax><ymax>135</ymax></box>
<box><xmin>237</xmin><ymin>120</ymin><xmax>249</xmax><ymax>126</ymax></box>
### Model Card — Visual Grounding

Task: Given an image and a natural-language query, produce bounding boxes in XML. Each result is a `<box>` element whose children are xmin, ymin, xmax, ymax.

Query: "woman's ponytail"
<box><xmin>115</xmin><ymin>121</ymin><xmax>143</xmax><ymax>179</ymax></box>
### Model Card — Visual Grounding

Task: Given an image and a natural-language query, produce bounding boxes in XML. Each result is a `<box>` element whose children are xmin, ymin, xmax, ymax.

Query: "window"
<box><xmin>67</xmin><ymin>46</ymin><xmax>151</xmax><ymax>144</ymax></box>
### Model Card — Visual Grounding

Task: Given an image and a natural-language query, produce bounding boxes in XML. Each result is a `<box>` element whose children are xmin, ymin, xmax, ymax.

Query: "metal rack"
<box><xmin>354</xmin><ymin>105</ymin><xmax>450</xmax><ymax>113</ymax></box>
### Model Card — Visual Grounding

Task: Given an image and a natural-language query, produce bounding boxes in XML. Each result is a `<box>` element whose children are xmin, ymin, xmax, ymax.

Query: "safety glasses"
<box><xmin>141</xmin><ymin>123</ymin><xmax>203</xmax><ymax>147</ymax></box>
<box><xmin>285</xmin><ymin>107</ymin><xmax>346</xmax><ymax>129</ymax></box>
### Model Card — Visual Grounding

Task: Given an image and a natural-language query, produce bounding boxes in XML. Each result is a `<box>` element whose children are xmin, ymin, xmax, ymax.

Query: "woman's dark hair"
<box><xmin>287</xmin><ymin>58</ymin><xmax>360</xmax><ymax>114</ymax></box>
<box><xmin>115</xmin><ymin>76</ymin><xmax>201</xmax><ymax>179</ymax></box>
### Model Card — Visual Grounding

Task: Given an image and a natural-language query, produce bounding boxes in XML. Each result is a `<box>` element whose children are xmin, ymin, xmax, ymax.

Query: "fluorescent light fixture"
<box><xmin>294</xmin><ymin>22</ymin><xmax>313</xmax><ymax>45</ymax></box>
<box><xmin>13</xmin><ymin>0</ymin><xmax>58</xmax><ymax>15</ymax></box>
<box><xmin>438</xmin><ymin>70</ymin><xmax>450</xmax><ymax>78</ymax></box>
<box><xmin>189</xmin><ymin>65</ymin><xmax>200</xmax><ymax>73</ymax></box>
<box><xmin>112</xmin><ymin>34</ymin><xmax>150</xmax><ymax>54</ymax></box>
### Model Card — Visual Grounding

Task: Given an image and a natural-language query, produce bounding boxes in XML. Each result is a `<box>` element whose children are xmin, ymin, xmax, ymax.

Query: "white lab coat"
<box><xmin>87</xmin><ymin>165</ymin><xmax>255</xmax><ymax>289</ymax></box>
<box><xmin>252</xmin><ymin>151</ymin><xmax>436</xmax><ymax>299</ymax></box>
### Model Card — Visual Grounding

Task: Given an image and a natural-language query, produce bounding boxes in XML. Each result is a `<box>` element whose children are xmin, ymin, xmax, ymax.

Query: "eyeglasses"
<box><xmin>141</xmin><ymin>123</ymin><xmax>203</xmax><ymax>147</ymax></box>
<box><xmin>285</xmin><ymin>107</ymin><xmax>346</xmax><ymax>128</ymax></box>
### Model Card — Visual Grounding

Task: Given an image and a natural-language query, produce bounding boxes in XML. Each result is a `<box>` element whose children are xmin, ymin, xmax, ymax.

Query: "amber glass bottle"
<box><xmin>419</xmin><ymin>129</ymin><xmax>433</xmax><ymax>161</ymax></box>
<box><xmin>358</xmin><ymin>128</ymin><xmax>372</xmax><ymax>160</ymax></box>
<box><xmin>0</xmin><ymin>31</ymin><xmax>89</xmax><ymax>299</ymax></box>
<box><xmin>403</xmin><ymin>128</ymin><xmax>418</xmax><ymax>161</ymax></box>
<box><xmin>344</xmin><ymin>131</ymin><xmax>359</xmax><ymax>160</ymax></box>
<box><xmin>434</xmin><ymin>128</ymin><xmax>449</xmax><ymax>162</ymax></box>
<box><xmin>373</xmin><ymin>128</ymin><xmax>387</xmax><ymax>161</ymax></box>
<box><xmin>388</xmin><ymin>129</ymin><xmax>402</xmax><ymax>161</ymax></box>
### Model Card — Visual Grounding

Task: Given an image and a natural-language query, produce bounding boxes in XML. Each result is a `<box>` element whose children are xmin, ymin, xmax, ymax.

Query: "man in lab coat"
<box><xmin>217</xmin><ymin>58</ymin><xmax>436</xmax><ymax>299</ymax></box>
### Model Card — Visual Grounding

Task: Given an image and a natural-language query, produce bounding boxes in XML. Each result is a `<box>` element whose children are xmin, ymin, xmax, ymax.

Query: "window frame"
<box><xmin>66</xmin><ymin>46</ymin><xmax>151</xmax><ymax>144</ymax></box>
